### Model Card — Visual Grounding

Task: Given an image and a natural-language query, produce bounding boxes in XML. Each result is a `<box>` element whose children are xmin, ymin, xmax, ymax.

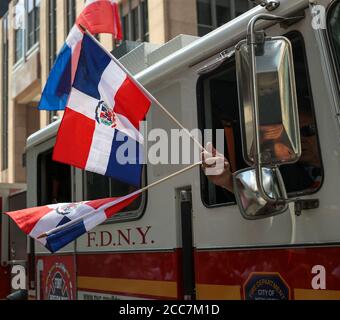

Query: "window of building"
<box><xmin>13</xmin><ymin>0</ymin><xmax>40</xmax><ymax>63</ymax></box>
<box><xmin>327</xmin><ymin>0</ymin><xmax>340</xmax><ymax>85</ymax></box>
<box><xmin>142</xmin><ymin>0</ymin><xmax>149</xmax><ymax>41</ymax></box>
<box><xmin>131</xmin><ymin>7</ymin><xmax>139</xmax><ymax>41</ymax></box>
<box><xmin>14</xmin><ymin>0</ymin><xmax>25</xmax><ymax>62</ymax></box>
<box><xmin>48</xmin><ymin>0</ymin><xmax>57</xmax><ymax>69</ymax></box>
<box><xmin>48</xmin><ymin>0</ymin><xmax>57</xmax><ymax>123</ymax></box>
<box><xmin>197</xmin><ymin>0</ymin><xmax>253</xmax><ymax>37</ymax></box>
<box><xmin>122</xmin><ymin>14</ymin><xmax>129</xmax><ymax>40</ymax></box>
<box><xmin>66</xmin><ymin>0</ymin><xmax>76</xmax><ymax>35</ymax></box>
<box><xmin>121</xmin><ymin>0</ymin><xmax>149</xmax><ymax>42</ymax></box>
<box><xmin>2</xmin><ymin>14</ymin><xmax>9</xmax><ymax>170</ymax></box>
<box><xmin>197</xmin><ymin>32</ymin><xmax>323</xmax><ymax>207</ymax></box>
<box><xmin>27</xmin><ymin>0</ymin><xmax>40</xmax><ymax>51</ymax></box>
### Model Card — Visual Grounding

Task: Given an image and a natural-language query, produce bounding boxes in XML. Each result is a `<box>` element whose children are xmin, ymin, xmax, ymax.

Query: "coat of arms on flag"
<box><xmin>95</xmin><ymin>101</ymin><xmax>117</xmax><ymax>128</ymax></box>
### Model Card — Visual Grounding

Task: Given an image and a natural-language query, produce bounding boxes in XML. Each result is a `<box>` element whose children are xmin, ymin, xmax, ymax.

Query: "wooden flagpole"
<box><xmin>79</xmin><ymin>24</ymin><xmax>205</xmax><ymax>152</ymax></box>
<box><xmin>38</xmin><ymin>162</ymin><xmax>202</xmax><ymax>239</ymax></box>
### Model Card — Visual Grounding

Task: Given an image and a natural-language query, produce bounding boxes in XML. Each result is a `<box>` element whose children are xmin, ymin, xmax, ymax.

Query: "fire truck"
<box><xmin>2</xmin><ymin>0</ymin><xmax>340</xmax><ymax>300</ymax></box>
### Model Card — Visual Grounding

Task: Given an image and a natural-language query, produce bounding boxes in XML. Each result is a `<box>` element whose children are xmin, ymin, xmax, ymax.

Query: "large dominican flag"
<box><xmin>5</xmin><ymin>194</ymin><xmax>139</xmax><ymax>253</ymax></box>
<box><xmin>53</xmin><ymin>34</ymin><xmax>151</xmax><ymax>187</ymax></box>
<box><xmin>38</xmin><ymin>0</ymin><xmax>122</xmax><ymax>111</ymax></box>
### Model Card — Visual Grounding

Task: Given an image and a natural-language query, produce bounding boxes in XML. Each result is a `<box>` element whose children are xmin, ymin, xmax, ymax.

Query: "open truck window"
<box><xmin>37</xmin><ymin>150</ymin><xmax>145</xmax><ymax>221</ymax></box>
<box><xmin>38</xmin><ymin>150</ymin><xmax>71</xmax><ymax>205</ymax></box>
<box><xmin>84</xmin><ymin>168</ymin><xmax>146</xmax><ymax>222</ymax></box>
<box><xmin>197</xmin><ymin>31</ymin><xmax>323</xmax><ymax>207</ymax></box>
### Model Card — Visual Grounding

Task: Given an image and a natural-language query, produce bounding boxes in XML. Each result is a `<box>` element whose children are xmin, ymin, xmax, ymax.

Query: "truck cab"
<box><xmin>11</xmin><ymin>0</ymin><xmax>340</xmax><ymax>300</ymax></box>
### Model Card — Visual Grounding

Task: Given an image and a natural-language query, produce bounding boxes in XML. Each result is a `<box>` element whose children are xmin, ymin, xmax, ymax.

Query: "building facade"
<box><xmin>0</xmin><ymin>0</ymin><xmax>253</xmax><ymax>185</ymax></box>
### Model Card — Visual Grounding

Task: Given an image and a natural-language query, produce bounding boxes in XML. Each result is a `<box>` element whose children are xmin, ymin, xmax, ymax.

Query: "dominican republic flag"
<box><xmin>53</xmin><ymin>34</ymin><xmax>151</xmax><ymax>187</ymax></box>
<box><xmin>38</xmin><ymin>0</ymin><xmax>122</xmax><ymax>111</ymax></box>
<box><xmin>5</xmin><ymin>193</ymin><xmax>139</xmax><ymax>253</ymax></box>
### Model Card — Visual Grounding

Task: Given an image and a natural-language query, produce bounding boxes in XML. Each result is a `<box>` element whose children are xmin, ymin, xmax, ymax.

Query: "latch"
<box><xmin>197</xmin><ymin>48</ymin><xmax>235</xmax><ymax>75</ymax></box>
<box><xmin>250</xmin><ymin>0</ymin><xmax>280</xmax><ymax>11</ymax></box>
<box><xmin>294</xmin><ymin>199</ymin><xmax>320</xmax><ymax>216</ymax></box>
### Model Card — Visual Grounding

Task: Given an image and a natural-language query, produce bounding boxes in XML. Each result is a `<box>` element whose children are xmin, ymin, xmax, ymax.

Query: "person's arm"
<box><xmin>201</xmin><ymin>142</ymin><xmax>234</xmax><ymax>193</ymax></box>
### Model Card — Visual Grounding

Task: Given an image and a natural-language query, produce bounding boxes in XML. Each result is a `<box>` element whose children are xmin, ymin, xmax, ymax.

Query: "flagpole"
<box><xmin>38</xmin><ymin>162</ymin><xmax>202</xmax><ymax>239</ymax></box>
<box><xmin>79</xmin><ymin>24</ymin><xmax>205</xmax><ymax>152</ymax></box>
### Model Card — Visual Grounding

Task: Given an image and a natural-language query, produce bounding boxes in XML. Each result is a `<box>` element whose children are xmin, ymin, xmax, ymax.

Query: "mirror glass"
<box><xmin>236</xmin><ymin>37</ymin><xmax>301</xmax><ymax>166</ymax></box>
<box><xmin>233</xmin><ymin>167</ymin><xmax>288</xmax><ymax>220</ymax></box>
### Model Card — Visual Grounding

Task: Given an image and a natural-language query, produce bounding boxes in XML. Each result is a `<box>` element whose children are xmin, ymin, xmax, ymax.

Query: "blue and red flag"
<box><xmin>5</xmin><ymin>193</ymin><xmax>140</xmax><ymax>253</ymax></box>
<box><xmin>52</xmin><ymin>34</ymin><xmax>151</xmax><ymax>187</ymax></box>
<box><xmin>38</xmin><ymin>0</ymin><xmax>122</xmax><ymax>111</ymax></box>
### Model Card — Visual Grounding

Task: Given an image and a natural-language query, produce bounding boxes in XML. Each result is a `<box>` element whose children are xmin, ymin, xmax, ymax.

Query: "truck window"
<box><xmin>328</xmin><ymin>0</ymin><xmax>340</xmax><ymax>82</ymax></box>
<box><xmin>84</xmin><ymin>171</ymin><xmax>143</xmax><ymax>212</ymax></box>
<box><xmin>84</xmin><ymin>169</ymin><xmax>145</xmax><ymax>221</ymax></box>
<box><xmin>37</xmin><ymin>149</ymin><xmax>145</xmax><ymax>221</ymax></box>
<box><xmin>197</xmin><ymin>31</ymin><xmax>323</xmax><ymax>207</ymax></box>
<box><xmin>37</xmin><ymin>150</ymin><xmax>71</xmax><ymax>205</ymax></box>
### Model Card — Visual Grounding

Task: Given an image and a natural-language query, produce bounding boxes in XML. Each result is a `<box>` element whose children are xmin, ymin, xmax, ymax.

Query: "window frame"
<box><xmin>2</xmin><ymin>13</ymin><xmax>9</xmax><ymax>171</ymax></box>
<box><xmin>326</xmin><ymin>0</ymin><xmax>340</xmax><ymax>91</ymax></box>
<box><xmin>13</xmin><ymin>0</ymin><xmax>25</xmax><ymax>65</ymax></box>
<box><xmin>197</xmin><ymin>0</ymin><xmax>254</xmax><ymax>37</ymax></box>
<box><xmin>65</xmin><ymin>0</ymin><xmax>76</xmax><ymax>36</ymax></box>
<box><xmin>48</xmin><ymin>0</ymin><xmax>57</xmax><ymax>70</ymax></box>
<box><xmin>82</xmin><ymin>167</ymin><xmax>148</xmax><ymax>224</ymax></box>
<box><xmin>37</xmin><ymin>149</ymin><xmax>72</xmax><ymax>206</ymax></box>
<box><xmin>36</xmin><ymin>147</ymin><xmax>147</xmax><ymax>223</ymax></box>
<box><xmin>121</xmin><ymin>0</ymin><xmax>149</xmax><ymax>42</ymax></box>
<box><xmin>26</xmin><ymin>0</ymin><xmax>40</xmax><ymax>52</ymax></box>
<box><xmin>197</xmin><ymin>31</ymin><xmax>324</xmax><ymax>209</ymax></box>
<box><xmin>13</xmin><ymin>0</ymin><xmax>40</xmax><ymax>67</ymax></box>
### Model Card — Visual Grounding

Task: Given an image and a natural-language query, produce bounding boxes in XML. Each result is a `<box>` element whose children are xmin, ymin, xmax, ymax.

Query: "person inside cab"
<box><xmin>201</xmin><ymin>107</ymin><xmax>322</xmax><ymax>195</ymax></box>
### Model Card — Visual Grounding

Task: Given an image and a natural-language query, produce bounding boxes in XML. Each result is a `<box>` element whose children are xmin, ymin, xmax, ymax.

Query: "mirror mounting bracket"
<box><xmin>250</xmin><ymin>0</ymin><xmax>280</xmax><ymax>11</ymax></box>
<box><xmin>279</xmin><ymin>11</ymin><xmax>306</xmax><ymax>29</ymax></box>
<box><xmin>294</xmin><ymin>199</ymin><xmax>320</xmax><ymax>216</ymax></box>
<box><xmin>247</xmin><ymin>30</ymin><xmax>266</xmax><ymax>55</ymax></box>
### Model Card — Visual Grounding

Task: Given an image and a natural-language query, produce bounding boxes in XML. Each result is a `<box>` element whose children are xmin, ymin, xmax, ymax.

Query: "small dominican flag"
<box><xmin>38</xmin><ymin>0</ymin><xmax>122</xmax><ymax>111</ymax></box>
<box><xmin>5</xmin><ymin>194</ymin><xmax>139</xmax><ymax>253</ymax></box>
<box><xmin>52</xmin><ymin>34</ymin><xmax>151</xmax><ymax>187</ymax></box>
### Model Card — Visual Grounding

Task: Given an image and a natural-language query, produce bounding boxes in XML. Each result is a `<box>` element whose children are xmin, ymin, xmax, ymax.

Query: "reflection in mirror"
<box><xmin>233</xmin><ymin>167</ymin><xmax>288</xmax><ymax>220</ymax></box>
<box><xmin>236</xmin><ymin>37</ymin><xmax>301</xmax><ymax>166</ymax></box>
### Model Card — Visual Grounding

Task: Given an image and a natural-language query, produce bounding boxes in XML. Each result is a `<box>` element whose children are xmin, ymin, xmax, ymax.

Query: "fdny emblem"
<box><xmin>56</xmin><ymin>203</ymin><xmax>81</xmax><ymax>216</ymax></box>
<box><xmin>95</xmin><ymin>101</ymin><xmax>117</xmax><ymax>128</ymax></box>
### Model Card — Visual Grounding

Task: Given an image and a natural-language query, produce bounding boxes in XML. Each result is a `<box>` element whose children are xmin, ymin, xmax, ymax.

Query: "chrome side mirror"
<box><xmin>236</xmin><ymin>34</ymin><xmax>301</xmax><ymax>167</ymax></box>
<box><xmin>233</xmin><ymin>167</ymin><xmax>288</xmax><ymax>220</ymax></box>
<box><xmin>234</xmin><ymin>14</ymin><xmax>301</xmax><ymax>219</ymax></box>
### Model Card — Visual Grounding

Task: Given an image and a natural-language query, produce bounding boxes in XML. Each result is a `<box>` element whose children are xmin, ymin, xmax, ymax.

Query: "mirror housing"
<box><xmin>236</xmin><ymin>36</ymin><xmax>301</xmax><ymax>166</ymax></box>
<box><xmin>233</xmin><ymin>14</ymin><xmax>301</xmax><ymax>219</ymax></box>
<box><xmin>233</xmin><ymin>167</ymin><xmax>288</xmax><ymax>220</ymax></box>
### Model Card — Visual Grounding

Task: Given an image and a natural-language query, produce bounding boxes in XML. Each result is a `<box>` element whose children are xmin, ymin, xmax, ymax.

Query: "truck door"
<box><xmin>34</xmin><ymin>149</ymin><xmax>76</xmax><ymax>300</ymax></box>
<box><xmin>194</xmin><ymin>30</ymin><xmax>323</xmax><ymax>299</ymax></box>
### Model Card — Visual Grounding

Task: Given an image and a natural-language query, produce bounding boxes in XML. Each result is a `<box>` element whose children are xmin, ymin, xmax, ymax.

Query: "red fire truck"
<box><xmin>2</xmin><ymin>0</ymin><xmax>340</xmax><ymax>300</ymax></box>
